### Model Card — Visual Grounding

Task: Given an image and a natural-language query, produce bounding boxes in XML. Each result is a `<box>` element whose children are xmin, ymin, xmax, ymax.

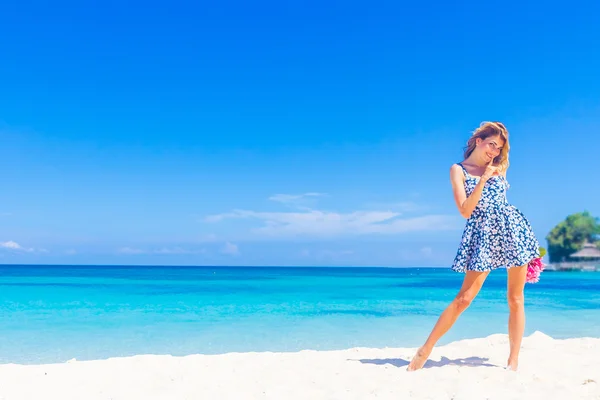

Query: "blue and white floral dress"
<box><xmin>451</xmin><ymin>163</ymin><xmax>540</xmax><ymax>273</ymax></box>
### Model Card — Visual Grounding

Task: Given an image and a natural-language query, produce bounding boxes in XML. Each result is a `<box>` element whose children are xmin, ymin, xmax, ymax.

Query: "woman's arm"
<box><xmin>450</xmin><ymin>165</ymin><xmax>487</xmax><ymax>219</ymax></box>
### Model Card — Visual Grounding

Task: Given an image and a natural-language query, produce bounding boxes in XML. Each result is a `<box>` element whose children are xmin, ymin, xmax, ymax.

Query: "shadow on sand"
<box><xmin>354</xmin><ymin>356</ymin><xmax>498</xmax><ymax>369</ymax></box>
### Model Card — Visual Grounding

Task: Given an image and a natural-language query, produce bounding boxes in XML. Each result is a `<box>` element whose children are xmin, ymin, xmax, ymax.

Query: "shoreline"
<box><xmin>1</xmin><ymin>332</ymin><xmax>599</xmax><ymax>399</ymax></box>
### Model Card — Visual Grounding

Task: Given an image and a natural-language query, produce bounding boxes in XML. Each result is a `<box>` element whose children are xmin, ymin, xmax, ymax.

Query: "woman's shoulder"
<box><xmin>450</xmin><ymin>162</ymin><xmax>466</xmax><ymax>175</ymax></box>
<box><xmin>449</xmin><ymin>163</ymin><xmax>466</xmax><ymax>183</ymax></box>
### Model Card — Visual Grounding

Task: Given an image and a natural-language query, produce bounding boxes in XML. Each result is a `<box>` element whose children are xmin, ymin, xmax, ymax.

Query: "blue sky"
<box><xmin>1</xmin><ymin>0</ymin><xmax>599</xmax><ymax>266</ymax></box>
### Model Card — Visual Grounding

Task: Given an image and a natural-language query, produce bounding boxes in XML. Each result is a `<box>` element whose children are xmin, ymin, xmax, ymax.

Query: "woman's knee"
<box><xmin>507</xmin><ymin>292</ymin><xmax>524</xmax><ymax>310</ymax></box>
<box><xmin>455</xmin><ymin>291</ymin><xmax>476</xmax><ymax>311</ymax></box>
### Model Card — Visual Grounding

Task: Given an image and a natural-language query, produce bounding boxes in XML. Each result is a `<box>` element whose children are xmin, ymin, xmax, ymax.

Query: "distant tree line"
<box><xmin>546</xmin><ymin>211</ymin><xmax>600</xmax><ymax>263</ymax></box>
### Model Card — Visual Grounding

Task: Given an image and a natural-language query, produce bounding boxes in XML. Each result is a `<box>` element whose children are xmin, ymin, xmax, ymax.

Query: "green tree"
<box><xmin>546</xmin><ymin>211</ymin><xmax>600</xmax><ymax>262</ymax></box>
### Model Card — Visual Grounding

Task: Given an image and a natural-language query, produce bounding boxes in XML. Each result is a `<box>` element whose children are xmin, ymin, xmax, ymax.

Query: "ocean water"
<box><xmin>1</xmin><ymin>265</ymin><xmax>599</xmax><ymax>365</ymax></box>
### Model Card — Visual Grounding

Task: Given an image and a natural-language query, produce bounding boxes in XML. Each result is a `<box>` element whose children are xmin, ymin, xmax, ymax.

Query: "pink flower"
<box><xmin>526</xmin><ymin>257</ymin><xmax>545</xmax><ymax>283</ymax></box>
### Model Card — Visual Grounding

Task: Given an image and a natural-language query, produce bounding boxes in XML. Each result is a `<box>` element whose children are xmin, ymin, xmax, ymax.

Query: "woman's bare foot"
<box><xmin>506</xmin><ymin>357</ymin><xmax>518</xmax><ymax>371</ymax></box>
<box><xmin>406</xmin><ymin>346</ymin><xmax>431</xmax><ymax>371</ymax></box>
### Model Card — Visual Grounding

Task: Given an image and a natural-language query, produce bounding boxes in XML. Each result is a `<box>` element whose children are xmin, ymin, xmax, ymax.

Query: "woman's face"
<box><xmin>477</xmin><ymin>135</ymin><xmax>504</xmax><ymax>163</ymax></box>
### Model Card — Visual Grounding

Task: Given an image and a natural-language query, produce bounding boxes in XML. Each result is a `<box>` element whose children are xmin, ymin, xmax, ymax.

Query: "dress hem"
<box><xmin>451</xmin><ymin>253</ymin><xmax>540</xmax><ymax>273</ymax></box>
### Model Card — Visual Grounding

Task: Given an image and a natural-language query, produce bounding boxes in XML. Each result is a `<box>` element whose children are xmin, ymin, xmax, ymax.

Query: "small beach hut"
<box><xmin>569</xmin><ymin>242</ymin><xmax>600</xmax><ymax>261</ymax></box>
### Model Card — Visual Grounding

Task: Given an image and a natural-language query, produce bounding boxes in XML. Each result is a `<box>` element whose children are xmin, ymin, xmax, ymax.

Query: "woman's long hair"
<box><xmin>463</xmin><ymin>122</ymin><xmax>510</xmax><ymax>173</ymax></box>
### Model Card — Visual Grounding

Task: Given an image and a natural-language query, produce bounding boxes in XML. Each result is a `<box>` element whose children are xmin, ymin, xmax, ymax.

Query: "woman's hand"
<box><xmin>481</xmin><ymin>158</ymin><xmax>500</xmax><ymax>182</ymax></box>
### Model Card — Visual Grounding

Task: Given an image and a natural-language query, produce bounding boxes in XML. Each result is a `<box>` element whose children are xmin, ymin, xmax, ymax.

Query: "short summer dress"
<box><xmin>451</xmin><ymin>162</ymin><xmax>540</xmax><ymax>273</ymax></box>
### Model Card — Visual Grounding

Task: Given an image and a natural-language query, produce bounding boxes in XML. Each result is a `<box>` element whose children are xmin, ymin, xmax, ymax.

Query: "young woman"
<box><xmin>407</xmin><ymin>121</ymin><xmax>540</xmax><ymax>372</ymax></box>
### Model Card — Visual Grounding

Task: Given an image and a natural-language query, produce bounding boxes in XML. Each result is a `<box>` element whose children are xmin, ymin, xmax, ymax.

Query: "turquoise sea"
<box><xmin>1</xmin><ymin>265</ymin><xmax>599</xmax><ymax>365</ymax></box>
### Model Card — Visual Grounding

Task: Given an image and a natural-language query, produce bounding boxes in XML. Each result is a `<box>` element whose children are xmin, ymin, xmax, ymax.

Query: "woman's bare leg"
<box><xmin>506</xmin><ymin>264</ymin><xmax>527</xmax><ymax>371</ymax></box>
<box><xmin>407</xmin><ymin>270</ymin><xmax>490</xmax><ymax>371</ymax></box>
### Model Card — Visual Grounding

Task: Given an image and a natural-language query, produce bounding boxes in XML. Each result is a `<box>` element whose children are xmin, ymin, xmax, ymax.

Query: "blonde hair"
<box><xmin>463</xmin><ymin>121</ymin><xmax>510</xmax><ymax>173</ymax></box>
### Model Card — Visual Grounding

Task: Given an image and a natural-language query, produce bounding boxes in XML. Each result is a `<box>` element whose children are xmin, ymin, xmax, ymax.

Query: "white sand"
<box><xmin>1</xmin><ymin>331</ymin><xmax>599</xmax><ymax>400</ymax></box>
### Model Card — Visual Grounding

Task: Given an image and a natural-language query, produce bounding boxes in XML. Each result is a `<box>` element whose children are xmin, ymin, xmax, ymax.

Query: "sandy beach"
<box><xmin>0</xmin><ymin>331</ymin><xmax>598</xmax><ymax>400</ymax></box>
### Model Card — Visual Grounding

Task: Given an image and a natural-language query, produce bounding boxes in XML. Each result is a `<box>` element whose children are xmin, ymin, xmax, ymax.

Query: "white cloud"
<box><xmin>1</xmin><ymin>241</ymin><xmax>22</xmax><ymax>250</ymax></box>
<box><xmin>267</xmin><ymin>192</ymin><xmax>328</xmax><ymax>210</ymax></box>
<box><xmin>65</xmin><ymin>249</ymin><xmax>78</xmax><ymax>255</ymax></box>
<box><xmin>205</xmin><ymin>212</ymin><xmax>241</xmax><ymax>223</ymax></box>
<box><xmin>204</xmin><ymin>192</ymin><xmax>461</xmax><ymax>240</ymax></box>
<box><xmin>220</xmin><ymin>242</ymin><xmax>239</xmax><ymax>255</ymax></box>
<box><xmin>205</xmin><ymin>208</ymin><xmax>459</xmax><ymax>238</ymax></box>
<box><xmin>0</xmin><ymin>240</ymin><xmax>35</xmax><ymax>252</ymax></box>
<box><xmin>269</xmin><ymin>192</ymin><xmax>326</xmax><ymax>204</ymax></box>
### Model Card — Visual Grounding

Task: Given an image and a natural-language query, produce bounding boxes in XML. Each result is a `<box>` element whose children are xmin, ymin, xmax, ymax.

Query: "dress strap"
<box><xmin>456</xmin><ymin>162</ymin><xmax>469</xmax><ymax>177</ymax></box>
